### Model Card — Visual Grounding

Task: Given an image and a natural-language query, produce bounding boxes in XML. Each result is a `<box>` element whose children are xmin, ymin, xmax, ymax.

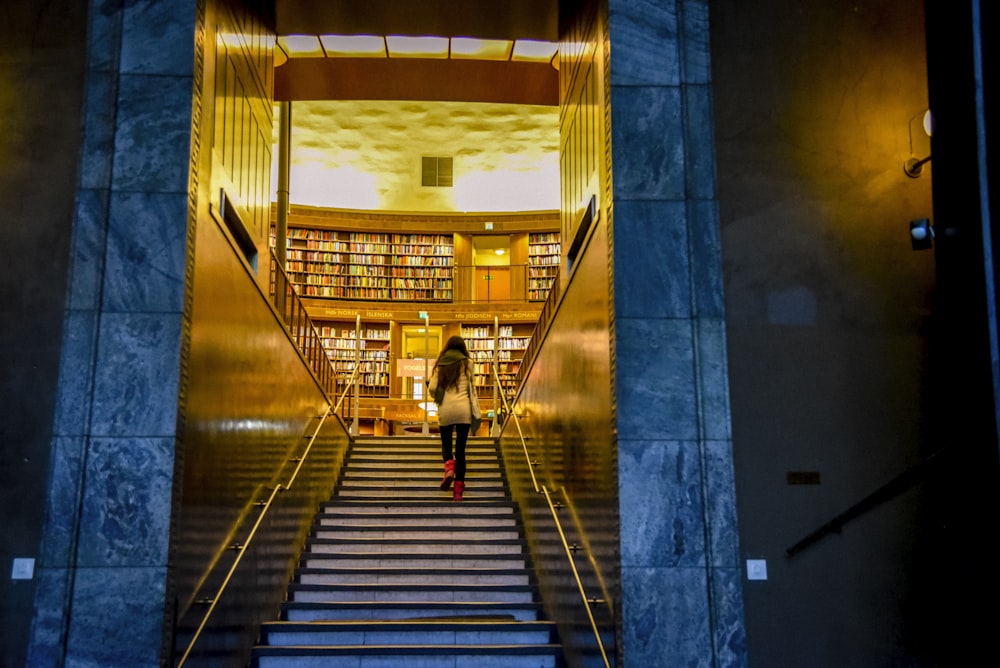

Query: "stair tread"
<box><xmin>282</xmin><ymin>600</ymin><xmax>545</xmax><ymax>608</ymax></box>
<box><xmin>262</xmin><ymin>620</ymin><xmax>555</xmax><ymax>629</ymax></box>
<box><xmin>253</xmin><ymin>643</ymin><xmax>562</xmax><ymax>654</ymax></box>
<box><xmin>297</xmin><ymin>565</ymin><xmax>530</xmax><ymax>573</ymax></box>
<box><xmin>291</xmin><ymin>580</ymin><xmax>536</xmax><ymax>589</ymax></box>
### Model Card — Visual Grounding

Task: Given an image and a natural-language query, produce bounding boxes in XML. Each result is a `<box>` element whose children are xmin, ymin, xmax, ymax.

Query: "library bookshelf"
<box><xmin>271</xmin><ymin>206</ymin><xmax>558</xmax><ymax>431</ymax></box>
<box><xmin>318</xmin><ymin>322</ymin><xmax>391</xmax><ymax>397</ymax></box>
<box><xmin>286</xmin><ymin>230</ymin><xmax>454</xmax><ymax>301</ymax></box>
<box><xmin>462</xmin><ymin>323</ymin><xmax>533</xmax><ymax>399</ymax></box>
<box><xmin>527</xmin><ymin>232</ymin><xmax>561</xmax><ymax>301</ymax></box>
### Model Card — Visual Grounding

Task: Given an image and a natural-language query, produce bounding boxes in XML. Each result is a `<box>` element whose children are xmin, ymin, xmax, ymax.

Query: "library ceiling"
<box><xmin>271</xmin><ymin>1</ymin><xmax>560</xmax><ymax>214</ymax></box>
<box><xmin>276</xmin><ymin>100</ymin><xmax>559</xmax><ymax>213</ymax></box>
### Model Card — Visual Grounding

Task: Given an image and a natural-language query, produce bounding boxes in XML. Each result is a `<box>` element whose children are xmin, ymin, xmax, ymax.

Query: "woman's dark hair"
<box><xmin>434</xmin><ymin>335</ymin><xmax>470</xmax><ymax>391</ymax></box>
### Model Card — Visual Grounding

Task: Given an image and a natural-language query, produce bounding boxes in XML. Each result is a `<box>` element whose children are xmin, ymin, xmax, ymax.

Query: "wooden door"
<box><xmin>475</xmin><ymin>266</ymin><xmax>510</xmax><ymax>302</ymax></box>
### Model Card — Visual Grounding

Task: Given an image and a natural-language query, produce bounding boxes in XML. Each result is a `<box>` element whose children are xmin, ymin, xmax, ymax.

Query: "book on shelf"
<box><xmin>282</xmin><ymin>229</ymin><xmax>455</xmax><ymax>302</ymax></box>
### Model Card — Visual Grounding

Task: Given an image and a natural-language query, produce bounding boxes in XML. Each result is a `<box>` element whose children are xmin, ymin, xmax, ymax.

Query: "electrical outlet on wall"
<box><xmin>746</xmin><ymin>558</ymin><xmax>768</xmax><ymax>581</ymax></box>
<box><xmin>11</xmin><ymin>558</ymin><xmax>35</xmax><ymax>580</ymax></box>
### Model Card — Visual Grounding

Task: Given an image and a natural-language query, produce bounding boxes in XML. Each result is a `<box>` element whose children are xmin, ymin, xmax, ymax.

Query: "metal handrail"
<box><xmin>491</xmin><ymin>363</ymin><xmax>611</xmax><ymax>668</ymax></box>
<box><xmin>270</xmin><ymin>250</ymin><xmax>339</xmax><ymax>397</ymax></box>
<box><xmin>176</xmin><ymin>405</ymin><xmax>334</xmax><ymax>667</ymax></box>
<box><xmin>177</xmin><ymin>259</ymin><xmax>366</xmax><ymax>666</ymax></box>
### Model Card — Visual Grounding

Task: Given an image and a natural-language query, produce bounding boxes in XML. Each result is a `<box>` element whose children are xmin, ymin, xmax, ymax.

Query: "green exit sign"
<box><xmin>418</xmin><ymin>311</ymin><xmax>428</xmax><ymax>320</ymax></box>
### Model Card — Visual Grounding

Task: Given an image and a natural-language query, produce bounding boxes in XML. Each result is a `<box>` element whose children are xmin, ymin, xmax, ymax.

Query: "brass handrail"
<box><xmin>176</xmin><ymin>405</ymin><xmax>334</xmax><ymax>667</ymax></box>
<box><xmin>177</xmin><ymin>259</ymin><xmax>366</xmax><ymax>666</ymax></box>
<box><xmin>491</xmin><ymin>363</ymin><xmax>611</xmax><ymax>668</ymax></box>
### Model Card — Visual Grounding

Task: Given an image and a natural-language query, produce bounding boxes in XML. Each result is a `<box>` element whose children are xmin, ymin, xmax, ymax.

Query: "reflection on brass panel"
<box><xmin>500</xmin><ymin>216</ymin><xmax>617</xmax><ymax>666</ymax></box>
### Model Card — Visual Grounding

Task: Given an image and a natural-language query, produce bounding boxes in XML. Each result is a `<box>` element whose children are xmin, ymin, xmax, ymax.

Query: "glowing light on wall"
<box><xmin>452</xmin><ymin>163</ymin><xmax>560</xmax><ymax>212</ymax></box>
<box><xmin>451</xmin><ymin>38</ymin><xmax>513</xmax><ymax>60</ymax></box>
<box><xmin>320</xmin><ymin>35</ymin><xmax>387</xmax><ymax>57</ymax></box>
<box><xmin>385</xmin><ymin>35</ymin><xmax>449</xmax><ymax>58</ymax></box>
<box><xmin>288</xmin><ymin>164</ymin><xmax>382</xmax><ymax>210</ymax></box>
<box><xmin>511</xmin><ymin>40</ymin><xmax>558</xmax><ymax>62</ymax></box>
<box><xmin>278</xmin><ymin>35</ymin><xmax>323</xmax><ymax>57</ymax></box>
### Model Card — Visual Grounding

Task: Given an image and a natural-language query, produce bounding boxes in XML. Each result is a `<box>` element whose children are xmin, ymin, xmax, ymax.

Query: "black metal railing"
<box><xmin>270</xmin><ymin>251</ymin><xmax>339</xmax><ymax>396</ymax></box>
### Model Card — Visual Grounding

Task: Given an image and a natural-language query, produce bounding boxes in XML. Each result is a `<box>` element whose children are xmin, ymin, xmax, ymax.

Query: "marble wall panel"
<box><xmin>615</xmin><ymin>317</ymin><xmax>698</xmax><ymax>441</ymax></box>
<box><xmin>608</xmin><ymin>0</ymin><xmax>680</xmax><ymax>86</ymax></box>
<box><xmin>65</xmin><ymin>566</ymin><xmax>167</xmax><ymax>667</ymax></box>
<box><xmin>620</xmin><ymin>565</ymin><xmax>712</xmax><ymax>666</ymax></box>
<box><xmin>76</xmin><ymin>437</ymin><xmax>174</xmax><ymax>567</ymax></box>
<box><xmin>90</xmin><ymin>312</ymin><xmax>182</xmax><ymax>437</ymax></box>
<box><xmin>688</xmin><ymin>199</ymin><xmax>724</xmax><ymax>318</ymax></box>
<box><xmin>36</xmin><ymin>437</ymin><xmax>85</xmax><ymax>569</ymax></box>
<box><xmin>612</xmin><ymin>199</ymin><xmax>691</xmax><ymax>319</ymax></box>
<box><xmin>111</xmin><ymin>74</ymin><xmax>194</xmax><ymax>195</ymax></box>
<box><xmin>618</xmin><ymin>439</ymin><xmax>707</xmax><ymax>568</ymax></box>
<box><xmin>121</xmin><ymin>1</ymin><xmax>197</xmax><ymax>76</ymax></box>
<box><xmin>610</xmin><ymin>86</ymin><xmax>686</xmax><ymax>201</ymax></box>
<box><xmin>102</xmin><ymin>191</ymin><xmax>188</xmax><ymax>312</ymax></box>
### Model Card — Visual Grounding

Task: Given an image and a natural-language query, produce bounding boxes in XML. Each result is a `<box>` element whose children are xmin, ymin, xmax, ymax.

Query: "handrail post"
<box><xmin>349</xmin><ymin>314</ymin><xmax>360</xmax><ymax>436</ymax></box>
<box><xmin>491</xmin><ymin>315</ymin><xmax>500</xmax><ymax>437</ymax></box>
<box><xmin>422</xmin><ymin>312</ymin><xmax>430</xmax><ymax>435</ymax></box>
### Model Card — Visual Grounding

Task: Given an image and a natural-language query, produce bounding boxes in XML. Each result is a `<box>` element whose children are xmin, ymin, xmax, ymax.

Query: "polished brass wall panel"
<box><xmin>168</xmin><ymin>2</ymin><xmax>348</xmax><ymax>665</ymax></box>
<box><xmin>501</xmin><ymin>218</ymin><xmax>619</xmax><ymax>666</ymax></box>
<box><xmin>500</xmin><ymin>2</ymin><xmax>619</xmax><ymax>659</ymax></box>
<box><xmin>170</xmin><ymin>208</ymin><xmax>344</xmax><ymax>667</ymax></box>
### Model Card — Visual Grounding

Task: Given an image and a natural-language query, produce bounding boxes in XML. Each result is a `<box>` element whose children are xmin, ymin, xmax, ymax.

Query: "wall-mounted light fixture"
<box><xmin>904</xmin><ymin>109</ymin><xmax>934</xmax><ymax>178</ymax></box>
<box><xmin>909</xmin><ymin>218</ymin><xmax>934</xmax><ymax>251</ymax></box>
<box><xmin>904</xmin><ymin>155</ymin><xmax>932</xmax><ymax>178</ymax></box>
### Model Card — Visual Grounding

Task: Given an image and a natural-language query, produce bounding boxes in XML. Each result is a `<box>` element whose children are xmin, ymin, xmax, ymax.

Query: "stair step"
<box><xmin>316</xmin><ymin>515</ymin><xmax>518</xmax><ymax>528</ymax></box>
<box><xmin>252</xmin><ymin>643</ymin><xmax>561</xmax><ymax>668</ymax></box>
<box><xmin>290</xmin><ymin>583</ymin><xmax>538</xmax><ymax>604</ymax></box>
<box><xmin>335</xmin><ymin>487</ymin><xmax>507</xmax><ymax>499</ymax></box>
<box><xmin>259</xmin><ymin>619</ymin><xmax>557</xmax><ymax>646</ymax></box>
<box><xmin>311</xmin><ymin>526</ymin><xmax>520</xmax><ymax>547</ymax></box>
<box><xmin>319</xmin><ymin>502</ymin><xmax>515</xmax><ymax>515</ymax></box>
<box><xmin>254</xmin><ymin>434</ymin><xmax>564</xmax><ymax>665</ymax></box>
<box><xmin>304</xmin><ymin>540</ymin><xmax>525</xmax><ymax>556</ymax></box>
<box><xmin>281</xmin><ymin>601</ymin><xmax>546</xmax><ymax>622</ymax></box>
<box><xmin>300</xmin><ymin>555</ymin><xmax>527</xmax><ymax>570</ymax></box>
<box><xmin>294</xmin><ymin>568</ymin><xmax>531</xmax><ymax>586</ymax></box>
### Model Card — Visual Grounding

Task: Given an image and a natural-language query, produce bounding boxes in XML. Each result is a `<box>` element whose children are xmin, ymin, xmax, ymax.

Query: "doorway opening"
<box><xmin>400</xmin><ymin>324</ymin><xmax>442</xmax><ymax>401</ymax></box>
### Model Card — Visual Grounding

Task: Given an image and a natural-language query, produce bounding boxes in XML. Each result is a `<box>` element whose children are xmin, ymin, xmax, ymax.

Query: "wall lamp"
<box><xmin>904</xmin><ymin>109</ymin><xmax>934</xmax><ymax>178</ymax></box>
<box><xmin>904</xmin><ymin>155</ymin><xmax>932</xmax><ymax>178</ymax></box>
<box><xmin>910</xmin><ymin>218</ymin><xmax>934</xmax><ymax>251</ymax></box>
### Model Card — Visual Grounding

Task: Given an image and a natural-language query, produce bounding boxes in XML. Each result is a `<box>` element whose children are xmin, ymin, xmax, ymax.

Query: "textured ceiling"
<box><xmin>272</xmin><ymin>1</ymin><xmax>561</xmax><ymax>214</ymax></box>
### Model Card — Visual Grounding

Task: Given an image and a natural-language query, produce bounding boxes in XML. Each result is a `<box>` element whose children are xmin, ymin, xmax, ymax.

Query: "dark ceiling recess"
<box><xmin>272</xmin><ymin>0</ymin><xmax>560</xmax><ymax>105</ymax></box>
<box><xmin>274</xmin><ymin>59</ymin><xmax>558</xmax><ymax>105</ymax></box>
<box><xmin>274</xmin><ymin>0</ymin><xmax>558</xmax><ymax>41</ymax></box>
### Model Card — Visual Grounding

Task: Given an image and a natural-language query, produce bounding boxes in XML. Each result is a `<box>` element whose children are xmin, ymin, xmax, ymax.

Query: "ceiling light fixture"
<box><xmin>450</xmin><ymin>37</ymin><xmax>513</xmax><ymax>60</ymax></box>
<box><xmin>320</xmin><ymin>35</ymin><xmax>387</xmax><ymax>57</ymax></box>
<box><xmin>511</xmin><ymin>39</ymin><xmax>558</xmax><ymax>62</ymax></box>
<box><xmin>904</xmin><ymin>109</ymin><xmax>933</xmax><ymax>178</ymax></box>
<box><xmin>277</xmin><ymin>35</ymin><xmax>324</xmax><ymax>57</ymax></box>
<box><xmin>386</xmin><ymin>35</ymin><xmax>449</xmax><ymax>58</ymax></box>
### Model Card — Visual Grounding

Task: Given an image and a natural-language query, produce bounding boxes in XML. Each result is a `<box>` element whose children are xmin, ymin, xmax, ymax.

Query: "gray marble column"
<box><xmin>28</xmin><ymin>1</ymin><xmax>197</xmax><ymax>666</ymax></box>
<box><xmin>608</xmin><ymin>0</ymin><xmax>747</xmax><ymax>664</ymax></box>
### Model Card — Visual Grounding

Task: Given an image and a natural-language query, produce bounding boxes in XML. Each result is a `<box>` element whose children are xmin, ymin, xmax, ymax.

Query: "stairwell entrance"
<box><xmin>251</xmin><ymin>435</ymin><xmax>565</xmax><ymax>667</ymax></box>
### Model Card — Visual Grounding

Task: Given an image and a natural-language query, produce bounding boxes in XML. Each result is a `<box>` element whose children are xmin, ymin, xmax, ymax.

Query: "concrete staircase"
<box><xmin>251</xmin><ymin>435</ymin><xmax>564</xmax><ymax>667</ymax></box>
